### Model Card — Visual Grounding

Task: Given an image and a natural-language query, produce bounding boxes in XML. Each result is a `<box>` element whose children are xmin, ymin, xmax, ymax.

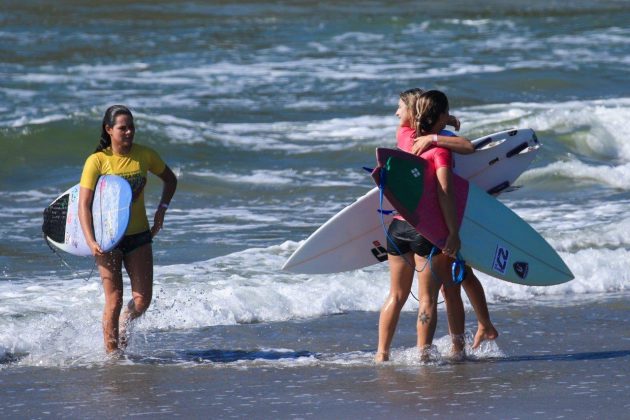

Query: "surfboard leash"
<box><xmin>451</xmin><ymin>253</ymin><xmax>466</xmax><ymax>285</ymax></box>
<box><xmin>377</xmin><ymin>166</ymin><xmax>445</xmax><ymax>302</ymax></box>
<box><xmin>44</xmin><ymin>235</ymin><xmax>97</xmax><ymax>283</ymax></box>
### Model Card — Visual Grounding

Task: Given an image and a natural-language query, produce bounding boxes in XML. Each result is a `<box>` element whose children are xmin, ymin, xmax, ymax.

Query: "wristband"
<box><xmin>432</xmin><ymin>134</ymin><xmax>438</xmax><ymax>145</ymax></box>
<box><xmin>159</xmin><ymin>202</ymin><xmax>169</xmax><ymax>209</ymax></box>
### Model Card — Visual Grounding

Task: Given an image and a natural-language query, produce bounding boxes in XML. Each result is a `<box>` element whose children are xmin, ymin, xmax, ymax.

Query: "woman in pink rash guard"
<box><xmin>375</xmin><ymin>89</ymin><xmax>498</xmax><ymax>363</ymax></box>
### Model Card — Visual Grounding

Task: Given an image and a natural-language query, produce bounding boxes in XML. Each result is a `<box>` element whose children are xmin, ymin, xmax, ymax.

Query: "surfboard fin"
<box><xmin>506</xmin><ymin>142</ymin><xmax>530</xmax><ymax>158</ymax></box>
<box><xmin>486</xmin><ymin>181</ymin><xmax>510</xmax><ymax>195</ymax></box>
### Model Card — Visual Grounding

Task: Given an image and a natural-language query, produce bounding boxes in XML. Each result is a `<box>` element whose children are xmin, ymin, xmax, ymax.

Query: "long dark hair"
<box><xmin>414</xmin><ymin>90</ymin><xmax>449</xmax><ymax>136</ymax></box>
<box><xmin>94</xmin><ymin>105</ymin><xmax>133</xmax><ymax>153</ymax></box>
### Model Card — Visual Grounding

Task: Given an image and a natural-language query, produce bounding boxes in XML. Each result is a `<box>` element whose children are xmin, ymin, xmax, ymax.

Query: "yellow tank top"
<box><xmin>80</xmin><ymin>143</ymin><xmax>166</xmax><ymax>235</ymax></box>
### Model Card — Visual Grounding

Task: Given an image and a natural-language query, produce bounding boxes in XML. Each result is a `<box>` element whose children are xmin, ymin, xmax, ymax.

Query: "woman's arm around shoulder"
<box><xmin>412</xmin><ymin>134</ymin><xmax>474</xmax><ymax>156</ymax></box>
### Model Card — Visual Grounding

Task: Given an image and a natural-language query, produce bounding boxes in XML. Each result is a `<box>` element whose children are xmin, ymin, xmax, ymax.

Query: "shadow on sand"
<box><xmin>483</xmin><ymin>349</ymin><xmax>630</xmax><ymax>363</ymax></box>
<box><xmin>180</xmin><ymin>349</ymin><xmax>316</xmax><ymax>363</ymax></box>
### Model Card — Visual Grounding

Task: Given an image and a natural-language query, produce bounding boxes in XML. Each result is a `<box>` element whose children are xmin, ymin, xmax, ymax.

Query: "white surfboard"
<box><xmin>283</xmin><ymin>128</ymin><xmax>540</xmax><ymax>274</ymax></box>
<box><xmin>371</xmin><ymin>146</ymin><xmax>572</xmax><ymax>285</ymax></box>
<box><xmin>43</xmin><ymin>175</ymin><xmax>132</xmax><ymax>256</ymax></box>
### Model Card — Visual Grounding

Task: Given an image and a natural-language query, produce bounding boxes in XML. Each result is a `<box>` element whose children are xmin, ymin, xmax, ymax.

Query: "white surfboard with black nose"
<box><xmin>43</xmin><ymin>175</ymin><xmax>132</xmax><ymax>256</ymax></box>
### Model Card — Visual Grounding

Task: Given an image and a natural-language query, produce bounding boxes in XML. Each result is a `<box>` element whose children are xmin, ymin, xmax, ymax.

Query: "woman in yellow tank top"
<box><xmin>79</xmin><ymin>105</ymin><xmax>177</xmax><ymax>354</ymax></box>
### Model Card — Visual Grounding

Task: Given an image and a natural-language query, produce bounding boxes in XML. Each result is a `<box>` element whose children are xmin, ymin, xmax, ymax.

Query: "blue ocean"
<box><xmin>1</xmin><ymin>1</ymin><xmax>629</xmax><ymax>417</ymax></box>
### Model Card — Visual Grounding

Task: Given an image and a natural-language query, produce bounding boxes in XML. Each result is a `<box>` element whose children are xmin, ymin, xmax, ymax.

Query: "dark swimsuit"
<box><xmin>115</xmin><ymin>230</ymin><xmax>152</xmax><ymax>256</ymax></box>
<box><xmin>386</xmin><ymin>219</ymin><xmax>436</xmax><ymax>257</ymax></box>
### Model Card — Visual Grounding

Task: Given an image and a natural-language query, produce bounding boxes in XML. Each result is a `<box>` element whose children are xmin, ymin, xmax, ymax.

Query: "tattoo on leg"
<box><xmin>418</xmin><ymin>311</ymin><xmax>430</xmax><ymax>325</ymax></box>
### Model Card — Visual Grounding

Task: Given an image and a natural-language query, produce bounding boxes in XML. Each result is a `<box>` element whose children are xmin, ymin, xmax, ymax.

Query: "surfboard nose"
<box><xmin>544</xmin><ymin>259</ymin><xmax>575</xmax><ymax>285</ymax></box>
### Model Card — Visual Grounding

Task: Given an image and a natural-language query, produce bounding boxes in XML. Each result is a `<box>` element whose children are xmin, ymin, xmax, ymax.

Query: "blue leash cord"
<box><xmin>451</xmin><ymin>252</ymin><xmax>466</xmax><ymax>285</ymax></box>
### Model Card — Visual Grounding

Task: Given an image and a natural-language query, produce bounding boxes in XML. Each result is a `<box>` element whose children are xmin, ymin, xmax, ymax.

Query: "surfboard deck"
<box><xmin>43</xmin><ymin>175</ymin><xmax>132</xmax><ymax>256</ymax></box>
<box><xmin>371</xmin><ymin>147</ymin><xmax>573</xmax><ymax>286</ymax></box>
<box><xmin>283</xmin><ymin>128</ymin><xmax>540</xmax><ymax>274</ymax></box>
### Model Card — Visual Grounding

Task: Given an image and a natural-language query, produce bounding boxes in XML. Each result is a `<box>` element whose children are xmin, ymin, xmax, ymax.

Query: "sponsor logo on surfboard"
<box><xmin>492</xmin><ymin>245</ymin><xmax>510</xmax><ymax>275</ymax></box>
<box><xmin>371</xmin><ymin>240</ymin><xmax>388</xmax><ymax>262</ymax></box>
<box><xmin>513</xmin><ymin>262</ymin><xmax>529</xmax><ymax>279</ymax></box>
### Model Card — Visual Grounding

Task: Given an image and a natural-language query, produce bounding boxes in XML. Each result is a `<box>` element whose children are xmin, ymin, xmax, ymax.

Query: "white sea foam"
<box><xmin>1</xmin><ymin>189</ymin><xmax>58</xmax><ymax>202</ymax></box>
<box><xmin>178</xmin><ymin>115</ymin><xmax>396</xmax><ymax>153</ymax></box>
<box><xmin>442</xmin><ymin>18</ymin><xmax>517</xmax><ymax>30</ymax></box>
<box><xmin>135</xmin><ymin>97</ymin><xmax>630</xmax><ymax>163</ymax></box>
<box><xmin>331</xmin><ymin>32</ymin><xmax>385</xmax><ymax>43</ymax></box>
<box><xmin>307</xmin><ymin>42</ymin><xmax>330</xmax><ymax>53</ymax></box>
<box><xmin>444</xmin><ymin>18</ymin><xmax>492</xmax><ymax>27</ymax></box>
<box><xmin>152</xmin><ymin>240</ymin><xmax>628</xmax><ymax>324</ymax></box>
<box><xmin>69</xmin><ymin>62</ymin><xmax>150</xmax><ymax>74</ymax></box>
<box><xmin>0</xmin><ymin>53</ymin><xmax>534</xmax><ymax>128</ymax></box>
<box><xmin>456</xmin><ymin>98</ymin><xmax>630</xmax><ymax>206</ymax></box>
<box><xmin>549</xmin><ymin>26</ymin><xmax>630</xmax><ymax>47</ymax></box>
<box><xmin>2</xmin><ymin>226</ymin><xmax>627</xmax><ymax>368</ymax></box>
<box><xmin>284</xmin><ymin>99</ymin><xmax>332</xmax><ymax>110</ymax></box>
<box><xmin>2</xmin><ymin>13</ymin><xmax>627</xmax><ymax>133</ymax></box>
<box><xmin>525</xmin><ymin>161</ymin><xmax>630</xmax><ymax>190</ymax></box>
<box><xmin>8</xmin><ymin>113</ymin><xmax>70</xmax><ymax>128</ymax></box>
<box><xmin>459</xmin><ymin>97</ymin><xmax>630</xmax><ymax>160</ymax></box>
<box><xmin>0</xmin><ymin>87</ymin><xmax>37</xmax><ymax>100</ymax></box>
<box><xmin>510</xmin><ymin>199</ymin><xmax>630</xmax><ymax>249</ymax></box>
<box><xmin>187</xmin><ymin>168</ymin><xmax>363</xmax><ymax>188</ymax></box>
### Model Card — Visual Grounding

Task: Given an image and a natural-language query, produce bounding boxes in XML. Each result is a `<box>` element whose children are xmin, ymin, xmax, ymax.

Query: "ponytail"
<box><xmin>94</xmin><ymin>105</ymin><xmax>133</xmax><ymax>154</ymax></box>
<box><xmin>414</xmin><ymin>90</ymin><xmax>449</xmax><ymax>137</ymax></box>
<box><xmin>94</xmin><ymin>135</ymin><xmax>110</xmax><ymax>153</ymax></box>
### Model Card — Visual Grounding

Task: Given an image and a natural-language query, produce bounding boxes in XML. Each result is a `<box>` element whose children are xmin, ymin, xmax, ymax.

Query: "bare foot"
<box><xmin>374</xmin><ymin>352</ymin><xmax>389</xmax><ymax>363</ymax></box>
<box><xmin>451</xmin><ymin>333</ymin><xmax>466</xmax><ymax>358</ymax></box>
<box><xmin>419</xmin><ymin>345</ymin><xmax>436</xmax><ymax>363</ymax></box>
<box><xmin>449</xmin><ymin>350</ymin><xmax>466</xmax><ymax>362</ymax></box>
<box><xmin>107</xmin><ymin>349</ymin><xmax>124</xmax><ymax>359</ymax></box>
<box><xmin>472</xmin><ymin>324</ymin><xmax>498</xmax><ymax>349</ymax></box>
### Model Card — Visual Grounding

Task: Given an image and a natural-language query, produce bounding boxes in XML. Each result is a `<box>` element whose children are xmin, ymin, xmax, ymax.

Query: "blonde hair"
<box><xmin>399</xmin><ymin>88</ymin><xmax>424</xmax><ymax>133</ymax></box>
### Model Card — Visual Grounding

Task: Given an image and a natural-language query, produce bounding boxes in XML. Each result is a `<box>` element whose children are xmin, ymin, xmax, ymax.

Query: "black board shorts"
<box><xmin>386</xmin><ymin>219</ymin><xmax>436</xmax><ymax>257</ymax></box>
<box><xmin>115</xmin><ymin>230</ymin><xmax>152</xmax><ymax>256</ymax></box>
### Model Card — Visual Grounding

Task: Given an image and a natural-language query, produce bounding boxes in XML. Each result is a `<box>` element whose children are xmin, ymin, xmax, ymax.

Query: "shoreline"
<box><xmin>2</xmin><ymin>296</ymin><xmax>629</xmax><ymax>418</ymax></box>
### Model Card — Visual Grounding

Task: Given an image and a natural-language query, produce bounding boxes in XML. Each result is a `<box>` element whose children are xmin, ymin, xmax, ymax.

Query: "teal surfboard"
<box><xmin>371</xmin><ymin>147</ymin><xmax>573</xmax><ymax>286</ymax></box>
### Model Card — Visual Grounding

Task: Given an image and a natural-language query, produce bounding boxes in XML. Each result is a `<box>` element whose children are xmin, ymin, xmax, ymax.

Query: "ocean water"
<box><xmin>1</xmin><ymin>0</ymin><xmax>629</xmax><ymax>417</ymax></box>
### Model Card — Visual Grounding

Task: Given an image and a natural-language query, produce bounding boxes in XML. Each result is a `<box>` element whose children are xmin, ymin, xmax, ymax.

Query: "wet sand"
<box><xmin>1</xmin><ymin>295</ymin><xmax>629</xmax><ymax>419</ymax></box>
